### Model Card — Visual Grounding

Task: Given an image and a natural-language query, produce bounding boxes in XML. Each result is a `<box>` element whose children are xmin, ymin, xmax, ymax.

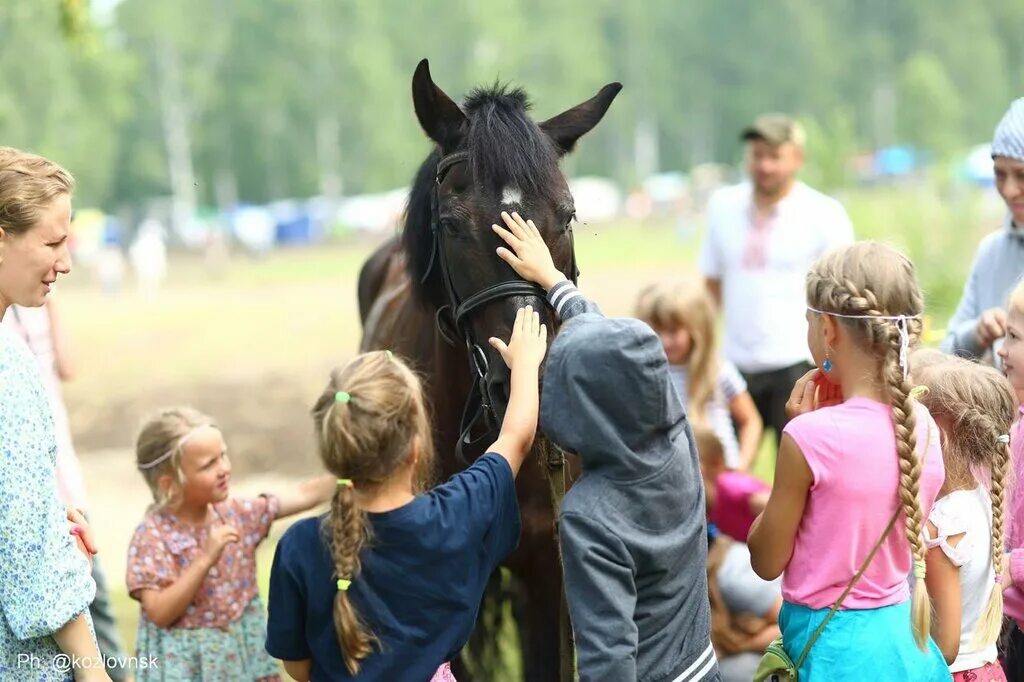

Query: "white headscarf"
<box><xmin>992</xmin><ymin>97</ymin><xmax>1024</xmax><ymax>161</ymax></box>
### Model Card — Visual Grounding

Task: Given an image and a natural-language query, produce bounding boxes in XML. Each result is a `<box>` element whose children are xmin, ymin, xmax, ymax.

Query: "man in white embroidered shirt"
<box><xmin>698</xmin><ymin>114</ymin><xmax>854</xmax><ymax>456</ymax></box>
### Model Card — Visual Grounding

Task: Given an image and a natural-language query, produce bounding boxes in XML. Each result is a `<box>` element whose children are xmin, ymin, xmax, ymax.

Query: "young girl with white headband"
<box><xmin>748</xmin><ymin>242</ymin><xmax>949</xmax><ymax>679</ymax></box>
<box><xmin>126</xmin><ymin>406</ymin><xmax>335</xmax><ymax>681</ymax></box>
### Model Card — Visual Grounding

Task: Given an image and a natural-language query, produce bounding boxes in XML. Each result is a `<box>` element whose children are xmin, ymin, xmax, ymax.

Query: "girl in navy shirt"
<box><xmin>265</xmin><ymin>307</ymin><xmax>547</xmax><ymax>681</ymax></box>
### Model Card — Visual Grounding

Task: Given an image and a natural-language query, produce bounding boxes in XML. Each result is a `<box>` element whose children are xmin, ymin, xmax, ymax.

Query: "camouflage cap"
<box><xmin>740</xmin><ymin>114</ymin><xmax>806</xmax><ymax>147</ymax></box>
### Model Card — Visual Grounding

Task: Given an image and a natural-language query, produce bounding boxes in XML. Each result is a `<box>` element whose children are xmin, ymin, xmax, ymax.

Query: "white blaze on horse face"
<box><xmin>501</xmin><ymin>185</ymin><xmax>523</xmax><ymax>208</ymax></box>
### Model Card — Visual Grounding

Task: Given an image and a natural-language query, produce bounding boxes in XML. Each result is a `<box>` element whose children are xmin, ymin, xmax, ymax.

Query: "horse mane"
<box><xmin>401</xmin><ymin>83</ymin><xmax>562</xmax><ymax>305</ymax></box>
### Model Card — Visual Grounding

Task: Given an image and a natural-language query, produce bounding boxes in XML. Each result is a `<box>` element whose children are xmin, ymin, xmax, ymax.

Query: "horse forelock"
<box><xmin>463</xmin><ymin>82</ymin><xmax>562</xmax><ymax>199</ymax></box>
<box><xmin>402</xmin><ymin>82</ymin><xmax>563</xmax><ymax>306</ymax></box>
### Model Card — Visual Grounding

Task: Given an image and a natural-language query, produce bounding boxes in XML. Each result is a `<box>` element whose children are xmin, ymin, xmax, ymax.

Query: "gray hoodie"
<box><xmin>941</xmin><ymin>217</ymin><xmax>1024</xmax><ymax>358</ymax></box>
<box><xmin>541</xmin><ymin>281</ymin><xmax>718</xmax><ymax>682</ymax></box>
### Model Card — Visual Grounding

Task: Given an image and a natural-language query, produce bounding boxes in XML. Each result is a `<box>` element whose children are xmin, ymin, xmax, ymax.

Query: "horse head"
<box><xmin>403</xmin><ymin>58</ymin><xmax>621</xmax><ymax>437</ymax></box>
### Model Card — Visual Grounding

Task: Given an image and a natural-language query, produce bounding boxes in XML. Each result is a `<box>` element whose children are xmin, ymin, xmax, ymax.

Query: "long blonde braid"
<box><xmin>311</xmin><ymin>350</ymin><xmax>436</xmax><ymax>673</ymax></box>
<box><xmin>806</xmin><ymin>242</ymin><xmax>929</xmax><ymax>648</ymax></box>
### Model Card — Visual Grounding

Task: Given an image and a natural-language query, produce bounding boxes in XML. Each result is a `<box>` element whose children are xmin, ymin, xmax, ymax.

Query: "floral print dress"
<box><xmin>126</xmin><ymin>496</ymin><xmax>282</xmax><ymax>681</ymax></box>
<box><xmin>0</xmin><ymin>325</ymin><xmax>96</xmax><ymax>681</ymax></box>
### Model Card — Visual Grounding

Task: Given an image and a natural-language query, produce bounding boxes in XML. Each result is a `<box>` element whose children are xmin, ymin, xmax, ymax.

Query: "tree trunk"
<box><xmin>156</xmin><ymin>40</ymin><xmax>197</xmax><ymax>237</ymax></box>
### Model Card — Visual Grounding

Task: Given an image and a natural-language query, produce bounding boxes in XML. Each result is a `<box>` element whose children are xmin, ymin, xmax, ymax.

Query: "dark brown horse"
<box><xmin>358</xmin><ymin>59</ymin><xmax>620</xmax><ymax>680</ymax></box>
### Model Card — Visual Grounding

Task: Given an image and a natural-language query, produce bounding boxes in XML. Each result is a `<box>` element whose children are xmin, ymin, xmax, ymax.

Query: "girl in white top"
<box><xmin>912</xmin><ymin>349</ymin><xmax>1016</xmax><ymax>680</ymax></box>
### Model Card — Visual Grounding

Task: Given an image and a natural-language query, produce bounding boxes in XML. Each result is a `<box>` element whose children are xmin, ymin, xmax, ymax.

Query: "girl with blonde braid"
<box><xmin>911</xmin><ymin>349</ymin><xmax>1014</xmax><ymax>681</ymax></box>
<box><xmin>265</xmin><ymin>307</ymin><xmax>546</xmax><ymax>681</ymax></box>
<box><xmin>748</xmin><ymin>242</ymin><xmax>948</xmax><ymax>679</ymax></box>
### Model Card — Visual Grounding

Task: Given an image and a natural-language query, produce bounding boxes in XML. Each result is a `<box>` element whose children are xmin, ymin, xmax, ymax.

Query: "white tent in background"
<box><xmin>569</xmin><ymin>177</ymin><xmax>622</xmax><ymax>223</ymax></box>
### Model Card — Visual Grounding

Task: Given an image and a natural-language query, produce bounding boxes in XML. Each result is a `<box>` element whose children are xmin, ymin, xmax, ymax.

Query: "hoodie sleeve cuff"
<box><xmin>548</xmin><ymin>280</ymin><xmax>580</xmax><ymax>318</ymax></box>
<box><xmin>547</xmin><ymin>280</ymin><xmax>601</xmax><ymax>321</ymax></box>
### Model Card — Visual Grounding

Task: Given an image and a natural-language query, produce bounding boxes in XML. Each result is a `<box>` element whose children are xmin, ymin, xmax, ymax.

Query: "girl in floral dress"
<box><xmin>126</xmin><ymin>407</ymin><xmax>335</xmax><ymax>681</ymax></box>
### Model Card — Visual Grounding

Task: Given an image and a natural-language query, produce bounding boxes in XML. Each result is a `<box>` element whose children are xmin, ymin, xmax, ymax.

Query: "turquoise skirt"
<box><xmin>780</xmin><ymin>600</ymin><xmax>949</xmax><ymax>681</ymax></box>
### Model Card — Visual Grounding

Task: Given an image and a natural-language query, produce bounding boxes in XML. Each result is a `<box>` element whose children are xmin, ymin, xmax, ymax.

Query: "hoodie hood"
<box><xmin>540</xmin><ymin>313</ymin><xmax>688</xmax><ymax>481</ymax></box>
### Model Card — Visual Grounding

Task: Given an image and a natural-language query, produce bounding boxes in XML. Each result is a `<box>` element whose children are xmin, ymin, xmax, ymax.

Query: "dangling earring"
<box><xmin>823</xmin><ymin>347</ymin><xmax>834</xmax><ymax>373</ymax></box>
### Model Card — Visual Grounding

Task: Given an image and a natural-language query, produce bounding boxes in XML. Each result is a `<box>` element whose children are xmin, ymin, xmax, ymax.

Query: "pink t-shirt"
<box><xmin>781</xmin><ymin>397</ymin><xmax>945</xmax><ymax>610</ymax></box>
<box><xmin>709</xmin><ymin>471</ymin><xmax>770</xmax><ymax>542</ymax></box>
<box><xmin>1003</xmin><ymin>406</ymin><xmax>1024</xmax><ymax>625</ymax></box>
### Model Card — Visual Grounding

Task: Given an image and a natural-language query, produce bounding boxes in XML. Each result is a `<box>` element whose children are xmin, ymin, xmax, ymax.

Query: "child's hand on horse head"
<box><xmin>493</xmin><ymin>211</ymin><xmax>566</xmax><ymax>290</ymax></box>
<box><xmin>488</xmin><ymin>305</ymin><xmax>548</xmax><ymax>369</ymax></box>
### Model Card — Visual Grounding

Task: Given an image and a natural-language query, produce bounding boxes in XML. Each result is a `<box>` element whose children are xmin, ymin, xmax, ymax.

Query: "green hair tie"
<box><xmin>337</xmin><ymin>478</ymin><xmax>353</xmax><ymax>488</ymax></box>
<box><xmin>337</xmin><ymin>578</ymin><xmax>352</xmax><ymax>591</ymax></box>
<box><xmin>335</xmin><ymin>391</ymin><xmax>351</xmax><ymax>404</ymax></box>
<box><xmin>913</xmin><ymin>559</ymin><xmax>926</xmax><ymax>580</ymax></box>
<box><xmin>384</xmin><ymin>350</ymin><xmax>394</xmax><ymax>361</ymax></box>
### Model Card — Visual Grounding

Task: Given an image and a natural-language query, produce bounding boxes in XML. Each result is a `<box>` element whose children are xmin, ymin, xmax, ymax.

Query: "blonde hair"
<box><xmin>805</xmin><ymin>241</ymin><xmax>930</xmax><ymax>647</ymax></box>
<box><xmin>635</xmin><ymin>279</ymin><xmax>719</xmax><ymax>425</ymax></box>
<box><xmin>311</xmin><ymin>350</ymin><xmax>435</xmax><ymax>674</ymax></box>
<box><xmin>135</xmin><ymin>407</ymin><xmax>218</xmax><ymax>510</ymax></box>
<box><xmin>693</xmin><ymin>425</ymin><xmax>725</xmax><ymax>471</ymax></box>
<box><xmin>1008</xmin><ymin>279</ymin><xmax>1024</xmax><ymax>317</ymax></box>
<box><xmin>0</xmin><ymin>147</ymin><xmax>74</xmax><ymax>237</ymax></box>
<box><xmin>912</xmin><ymin>348</ymin><xmax>1016</xmax><ymax>649</ymax></box>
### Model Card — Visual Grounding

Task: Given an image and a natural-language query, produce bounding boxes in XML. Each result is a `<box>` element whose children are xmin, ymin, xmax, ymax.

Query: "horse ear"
<box><xmin>540</xmin><ymin>82</ymin><xmax>623</xmax><ymax>156</ymax></box>
<box><xmin>412</xmin><ymin>59</ymin><xmax>467</xmax><ymax>152</ymax></box>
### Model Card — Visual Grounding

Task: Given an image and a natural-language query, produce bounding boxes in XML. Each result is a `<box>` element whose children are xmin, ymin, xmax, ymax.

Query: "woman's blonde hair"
<box><xmin>806</xmin><ymin>241</ymin><xmax>931</xmax><ymax>648</ymax></box>
<box><xmin>0</xmin><ymin>147</ymin><xmax>74</xmax><ymax>237</ymax></box>
<box><xmin>635</xmin><ymin>279</ymin><xmax>719</xmax><ymax>425</ymax></box>
<box><xmin>912</xmin><ymin>348</ymin><xmax>1016</xmax><ymax>649</ymax></box>
<box><xmin>311</xmin><ymin>350</ymin><xmax>435</xmax><ymax>674</ymax></box>
<box><xmin>135</xmin><ymin>407</ymin><xmax>218</xmax><ymax>510</ymax></box>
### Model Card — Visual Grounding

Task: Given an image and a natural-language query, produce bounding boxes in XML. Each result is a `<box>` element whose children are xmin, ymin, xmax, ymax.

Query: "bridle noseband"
<box><xmin>421</xmin><ymin>149</ymin><xmax>579</xmax><ymax>462</ymax></box>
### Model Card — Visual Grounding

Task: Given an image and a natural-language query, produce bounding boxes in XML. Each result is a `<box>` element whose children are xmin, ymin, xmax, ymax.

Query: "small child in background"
<box><xmin>264</xmin><ymin>312</ymin><xmax>545</xmax><ymax>681</ymax></box>
<box><xmin>996</xmin><ymin>279</ymin><xmax>1024</xmax><ymax>676</ymax></box>
<box><xmin>697</xmin><ymin>428</ymin><xmax>780</xmax><ymax>682</ymax></box>
<box><xmin>126</xmin><ymin>407</ymin><xmax>336</xmax><ymax>681</ymax></box>
<box><xmin>707</xmin><ymin>535</ymin><xmax>781</xmax><ymax>682</ymax></box>
<box><xmin>695</xmin><ymin>426</ymin><xmax>770</xmax><ymax>543</ymax></box>
<box><xmin>912</xmin><ymin>349</ymin><xmax>1014</xmax><ymax>681</ymax></box>
<box><xmin>636</xmin><ymin>280</ymin><xmax>763</xmax><ymax>470</ymax></box>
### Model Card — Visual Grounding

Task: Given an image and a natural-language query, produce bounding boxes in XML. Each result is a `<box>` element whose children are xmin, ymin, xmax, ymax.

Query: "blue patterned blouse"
<box><xmin>0</xmin><ymin>325</ymin><xmax>96</xmax><ymax>681</ymax></box>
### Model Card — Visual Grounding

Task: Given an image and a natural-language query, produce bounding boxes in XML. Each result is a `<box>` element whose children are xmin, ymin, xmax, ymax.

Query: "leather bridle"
<box><xmin>421</xmin><ymin>150</ymin><xmax>579</xmax><ymax>461</ymax></box>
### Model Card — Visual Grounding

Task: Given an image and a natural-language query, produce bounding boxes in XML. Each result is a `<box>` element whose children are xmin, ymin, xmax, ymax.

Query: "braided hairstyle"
<box><xmin>806</xmin><ymin>242</ymin><xmax>929</xmax><ymax>647</ymax></box>
<box><xmin>911</xmin><ymin>348</ymin><xmax>1017</xmax><ymax>648</ymax></box>
<box><xmin>311</xmin><ymin>350</ymin><xmax>435</xmax><ymax>674</ymax></box>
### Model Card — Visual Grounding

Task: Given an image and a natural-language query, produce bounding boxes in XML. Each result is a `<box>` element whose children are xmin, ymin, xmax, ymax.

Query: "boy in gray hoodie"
<box><xmin>493</xmin><ymin>212</ymin><xmax>718</xmax><ymax>682</ymax></box>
